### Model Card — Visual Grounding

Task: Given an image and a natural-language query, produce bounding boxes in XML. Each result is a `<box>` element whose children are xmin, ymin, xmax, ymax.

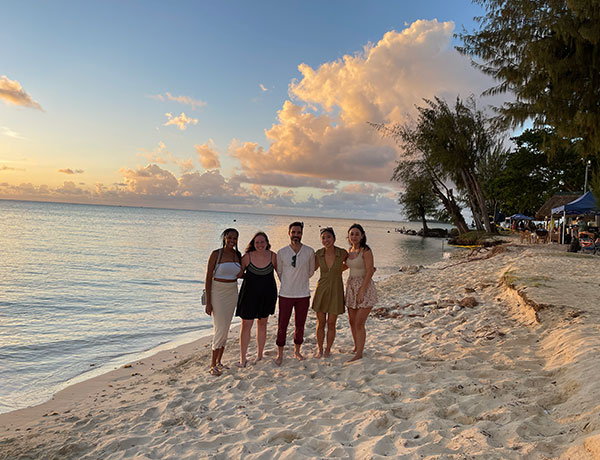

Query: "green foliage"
<box><xmin>458</xmin><ymin>0</ymin><xmax>600</xmax><ymax>156</ymax></box>
<box><xmin>405</xmin><ymin>96</ymin><xmax>500</xmax><ymax>232</ymax></box>
<box><xmin>397</xmin><ymin>173</ymin><xmax>439</xmax><ymax>234</ymax></box>
<box><xmin>488</xmin><ymin>128</ymin><xmax>592</xmax><ymax>215</ymax></box>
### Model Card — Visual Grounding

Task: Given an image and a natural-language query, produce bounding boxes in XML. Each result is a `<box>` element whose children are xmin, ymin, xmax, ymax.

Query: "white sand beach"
<box><xmin>1</xmin><ymin>241</ymin><xmax>599</xmax><ymax>459</ymax></box>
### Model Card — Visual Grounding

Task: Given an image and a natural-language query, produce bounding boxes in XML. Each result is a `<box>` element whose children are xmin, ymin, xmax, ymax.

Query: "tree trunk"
<box><xmin>459</xmin><ymin>169</ymin><xmax>484</xmax><ymax>231</ymax></box>
<box><xmin>432</xmin><ymin>186</ymin><xmax>469</xmax><ymax>234</ymax></box>
<box><xmin>467</xmin><ymin>169</ymin><xmax>494</xmax><ymax>233</ymax></box>
<box><xmin>420</xmin><ymin>204</ymin><xmax>429</xmax><ymax>236</ymax></box>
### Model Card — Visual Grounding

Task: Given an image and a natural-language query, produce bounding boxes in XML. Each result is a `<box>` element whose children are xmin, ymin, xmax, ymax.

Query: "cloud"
<box><xmin>168</xmin><ymin>153</ymin><xmax>195</xmax><ymax>173</ymax></box>
<box><xmin>0</xmin><ymin>76</ymin><xmax>43</xmax><ymax>110</ymax></box>
<box><xmin>55</xmin><ymin>181</ymin><xmax>90</xmax><ymax>196</ymax></box>
<box><xmin>58</xmin><ymin>168</ymin><xmax>84</xmax><ymax>174</ymax></box>
<box><xmin>233</xmin><ymin>19</ymin><xmax>499</xmax><ymax>185</ymax></box>
<box><xmin>231</xmin><ymin>102</ymin><xmax>397</xmax><ymax>182</ymax></box>
<box><xmin>1</xmin><ymin>126</ymin><xmax>27</xmax><ymax>140</ymax></box>
<box><xmin>119</xmin><ymin>164</ymin><xmax>180</xmax><ymax>195</ymax></box>
<box><xmin>232</xmin><ymin>171</ymin><xmax>337</xmax><ymax>190</ymax></box>
<box><xmin>259</xmin><ymin>83</ymin><xmax>269</xmax><ymax>92</ymax></box>
<box><xmin>150</xmin><ymin>92</ymin><xmax>206</xmax><ymax>110</ymax></box>
<box><xmin>137</xmin><ymin>141</ymin><xmax>169</xmax><ymax>164</ymax></box>
<box><xmin>164</xmin><ymin>112</ymin><xmax>198</xmax><ymax>131</ymax></box>
<box><xmin>194</xmin><ymin>140</ymin><xmax>221</xmax><ymax>170</ymax></box>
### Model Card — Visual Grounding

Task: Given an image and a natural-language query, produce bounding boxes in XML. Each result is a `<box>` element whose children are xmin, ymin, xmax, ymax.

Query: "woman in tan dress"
<box><xmin>312</xmin><ymin>227</ymin><xmax>348</xmax><ymax>358</ymax></box>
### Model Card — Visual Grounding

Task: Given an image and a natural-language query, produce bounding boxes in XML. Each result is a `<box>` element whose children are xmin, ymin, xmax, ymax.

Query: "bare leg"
<box><xmin>314</xmin><ymin>312</ymin><xmax>326</xmax><ymax>358</ymax></box>
<box><xmin>210</xmin><ymin>349</ymin><xmax>221</xmax><ymax>375</ymax></box>
<box><xmin>256</xmin><ymin>317</ymin><xmax>268</xmax><ymax>362</ymax></box>
<box><xmin>346</xmin><ymin>307</ymin><xmax>372</xmax><ymax>362</ymax></box>
<box><xmin>348</xmin><ymin>308</ymin><xmax>358</xmax><ymax>353</ymax></box>
<box><xmin>237</xmin><ymin>319</ymin><xmax>253</xmax><ymax>367</ymax></box>
<box><xmin>274</xmin><ymin>345</ymin><xmax>284</xmax><ymax>366</ymax></box>
<box><xmin>216</xmin><ymin>347</ymin><xmax>227</xmax><ymax>367</ymax></box>
<box><xmin>324</xmin><ymin>314</ymin><xmax>338</xmax><ymax>357</ymax></box>
<box><xmin>294</xmin><ymin>343</ymin><xmax>305</xmax><ymax>361</ymax></box>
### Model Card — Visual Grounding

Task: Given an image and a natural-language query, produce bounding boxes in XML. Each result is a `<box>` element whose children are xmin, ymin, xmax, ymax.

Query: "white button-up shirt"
<box><xmin>276</xmin><ymin>244</ymin><xmax>315</xmax><ymax>298</ymax></box>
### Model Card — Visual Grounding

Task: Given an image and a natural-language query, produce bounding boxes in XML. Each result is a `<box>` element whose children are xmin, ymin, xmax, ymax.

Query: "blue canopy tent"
<box><xmin>551</xmin><ymin>191</ymin><xmax>599</xmax><ymax>215</ymax></box>
<box><xmin>551</xmin><ymin>191</ymin><xmax>599</xmax><ymax>243</ymax></box>
<box><xmin>509</xmin><ymin>213</ymin><xmax>534</xmax><ymax>220</ymax></box>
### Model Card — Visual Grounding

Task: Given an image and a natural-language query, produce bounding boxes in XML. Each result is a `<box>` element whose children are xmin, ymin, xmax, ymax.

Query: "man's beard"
<box><xmin>291</xmin><ymin>237</ymin><xmax>301</xmax><ymax>243</ymax></box>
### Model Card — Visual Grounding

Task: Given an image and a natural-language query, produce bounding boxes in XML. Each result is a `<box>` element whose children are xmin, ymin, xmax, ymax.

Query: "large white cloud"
<box><xmin>233</xmin><ymin>19</ymin><xmax>497</xmax><ymax>186</ymax></box>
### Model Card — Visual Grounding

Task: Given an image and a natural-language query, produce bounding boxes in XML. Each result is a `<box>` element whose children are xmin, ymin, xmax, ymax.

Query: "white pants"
<box><xmin>211</xmin><ymin>280</ymin><xmax>238</xmax><ymax>350</ymax></box>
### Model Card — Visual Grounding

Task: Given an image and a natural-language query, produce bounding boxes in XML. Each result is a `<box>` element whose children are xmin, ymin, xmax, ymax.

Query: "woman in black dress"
<box><xmin>236</xmin><ymin>232</ymin><xmax>278</xmax><ymax>367</ymax></box>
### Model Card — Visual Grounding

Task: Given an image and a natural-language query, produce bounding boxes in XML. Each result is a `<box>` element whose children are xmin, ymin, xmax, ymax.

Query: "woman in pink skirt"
<box><xmin>345</xmin><ymin>223</ymin><xmax>377</xmax><ymax>362</ymax></box>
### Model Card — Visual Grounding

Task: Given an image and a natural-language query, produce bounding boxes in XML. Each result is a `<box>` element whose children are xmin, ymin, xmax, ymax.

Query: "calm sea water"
<box><xmin>0</xmin><ymin>200</ymin><xmax>452</xmax><ymax>413</ymax></box>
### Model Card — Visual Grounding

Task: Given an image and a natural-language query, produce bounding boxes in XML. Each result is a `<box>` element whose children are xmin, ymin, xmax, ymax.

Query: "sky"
<box><xmin>0</xmin><ymin>1</ymin><xmax>507</xmax><ymax>220</ymax></box>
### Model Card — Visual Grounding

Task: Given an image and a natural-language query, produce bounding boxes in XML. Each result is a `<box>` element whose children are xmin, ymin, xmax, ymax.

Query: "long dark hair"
<box><xmin>347</xmin><ymin>223</ymin><xmax>370</xmax><ymax>250</ymax></box>
<box><xmin>245</xmin><ymin>231</ymin><xmax>271</xmax><ymax>253</ymax></box>
<box><xmin>221</xmin><ymin>228</ymin><xmax>242</xmax><ymax>262</ymax></box>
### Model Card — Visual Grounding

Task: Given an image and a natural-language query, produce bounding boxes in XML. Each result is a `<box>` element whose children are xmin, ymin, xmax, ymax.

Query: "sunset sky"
<box><xmin>1</xmin><ymin>1</ymin><xmax>508</xmax><ymax>220</ymax></box>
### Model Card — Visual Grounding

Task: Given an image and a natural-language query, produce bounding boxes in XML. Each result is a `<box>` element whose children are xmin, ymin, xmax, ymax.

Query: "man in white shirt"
<box><xmin>275</xmin><ymin>221</ymin><xmax>315</xmax><ymax>365</ymax></box>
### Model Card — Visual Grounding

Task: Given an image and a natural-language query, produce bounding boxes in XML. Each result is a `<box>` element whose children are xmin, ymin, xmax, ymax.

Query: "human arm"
<box><xmin>276</xmin><ymin>250</ymin><xmax>283</xmax><ymax>280</ymax></box>
<box><xmin>238</xmin><ymin>253</ymin><xmax>249</xmax><ymax>278</ymax></box>
<box><xmin>204</xmin><ymin>250</ymin><xmax>219</xmax><ymax>315</ymax></box>
<box><xmin>342</xmin><ymin>249</ymin><xmax>349</xmax><ymax>271</ymax></box>
<box><xmin>271</xmin><ymin>251</ymin><xmax>278</xmax><ymax>272</ymax></box>
<box><xmin>357</xmin><ymin>249</ymin><xmax>375</xmax><ymax>305</ymax></box>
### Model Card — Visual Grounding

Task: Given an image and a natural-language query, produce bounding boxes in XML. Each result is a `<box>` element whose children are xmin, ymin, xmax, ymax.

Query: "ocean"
<box><xmin>0</xmin><ymin>199</ymin><xmax>452</xmax><ymax>414</ymax></box>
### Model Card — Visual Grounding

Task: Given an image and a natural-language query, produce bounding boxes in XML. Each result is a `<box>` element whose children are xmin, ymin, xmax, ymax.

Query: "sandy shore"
<box><xmin>1</xmin><ymin>241</ymin><xmax>599</xmax><ymax>459</ymax></box>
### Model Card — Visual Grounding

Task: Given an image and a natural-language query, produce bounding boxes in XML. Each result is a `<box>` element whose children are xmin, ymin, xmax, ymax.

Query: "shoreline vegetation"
<box><xmin>1</xmin><ymin>235</ymin><xmax>599</xmax><ymax>459</ymax></box>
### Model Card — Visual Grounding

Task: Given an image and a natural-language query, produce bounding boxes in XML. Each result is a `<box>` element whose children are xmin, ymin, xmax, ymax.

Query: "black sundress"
<box><xmin>236</xmin><ymin>261</ymin><xmax>277</xmax><ymax>319</ymax></box>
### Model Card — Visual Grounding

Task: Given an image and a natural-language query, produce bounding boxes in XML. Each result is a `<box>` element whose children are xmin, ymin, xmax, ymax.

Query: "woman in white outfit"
<box><xmin>345</xmin><ymin>223</ymin><xmax>377</xmax><ymax>363</ymax></box>
<box><xmin>205</xmin><ymin>228</ymin><xmax>241</xmax><ymax>376</ymax></box>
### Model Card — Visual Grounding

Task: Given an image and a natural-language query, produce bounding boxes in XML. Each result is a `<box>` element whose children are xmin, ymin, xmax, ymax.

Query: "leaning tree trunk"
<box><xmin>432</xmin><ymin>186</ymin><xmax>469</xmax><ymax>234</ymax></box>
<box><xmin>467</xmin><ymin>169</ymin><xmax>494</xmax><ymax>233</ymax></box>
<box><xmin>459</xmin><ymin>169</ymin><xmax>484</xmax><ymax>230</ymax></box>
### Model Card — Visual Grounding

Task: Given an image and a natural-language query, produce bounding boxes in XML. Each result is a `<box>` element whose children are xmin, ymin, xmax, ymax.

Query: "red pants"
<box><xmin>276</xmin><ymin>296</ymin><xmax>310</xmax><ymax>347</ymax></box>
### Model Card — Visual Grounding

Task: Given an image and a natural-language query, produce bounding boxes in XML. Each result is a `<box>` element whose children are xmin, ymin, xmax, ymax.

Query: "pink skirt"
<box><xmin>345</xmin><ymin>276</ymin><xmax>377</xmax><ymax>309</ymax></box>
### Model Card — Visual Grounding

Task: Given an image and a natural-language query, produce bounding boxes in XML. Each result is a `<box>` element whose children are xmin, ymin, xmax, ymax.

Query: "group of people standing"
<box><xmin>204</xmin><ymin>221</ymin><xmax>377</xmax><ymax>376</ymax></box>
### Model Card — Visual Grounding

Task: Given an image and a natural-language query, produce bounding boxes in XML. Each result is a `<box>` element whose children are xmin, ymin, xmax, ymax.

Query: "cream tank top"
<box><xmin>346</xmin><ymin>250</ymin><xmax>366</xmax><ymax>277</ymax></box>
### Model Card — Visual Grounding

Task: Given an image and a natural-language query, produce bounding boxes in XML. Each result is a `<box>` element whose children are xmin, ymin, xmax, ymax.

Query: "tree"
<box><xmin>457</xmin><ymin>0</ymin><xmax>600</xmax><ymax>157</ymax></box>
<box><xmin>373</xmin><ymin>122</ymin><xmax>470</xmax><ymax>235</ymax></box>
<box><xmin>396</xmin><ymin>166</ymin><xmax>440</xmax><ymax>235</ymax></box>
<box><xmin>377</xmin><ymin>96</ymin><xmax>503</xmax><ymax>234</ymax></box>
<box><xmin>488</xmin><ymin>128</ymin><xmax>592</xmax><ymax>216</ymax></box>
<box><xmin>413</xmin><ymin>96</ymin><xmax>500</xmax><ymax>233</ymax></box>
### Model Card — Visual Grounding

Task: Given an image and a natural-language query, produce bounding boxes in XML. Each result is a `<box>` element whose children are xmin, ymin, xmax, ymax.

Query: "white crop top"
<box><xmin>213</xmin><ymin>262</ymin><xmax>240</xmax><ymax>280</ymax></box>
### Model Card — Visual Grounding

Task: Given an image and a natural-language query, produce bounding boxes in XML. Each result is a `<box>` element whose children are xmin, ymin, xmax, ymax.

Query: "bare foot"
<box><xmin>235</xmin><ymin>361</ymin><xmax>246</xmax><ymax>368</ymax></box>
<box><xmin>294</xmin><ymin>352</ymin><xmax>306</xmax><ymax>361</ymax></box>
<box><xmin>345</xmin><ymin>354</ymin><xmax>362</xmax><ymax>363</ymax></box>
<box><xmin>274</xmin><ymin>356</ymin><xmax>283</xmax><ymax>366</ymax></box>
<box><xmin>209</xmin><ymin>366</ymin><xmax>222</xmax><ymax>376</ymax></box>
<box><xmin>314</xmin><ymin>349</ymin><xmax>323</xmax><ymax>358</ymax></box>
<box><xmin>324</xmin><ymin>349</ymin><xmax>331</xmax><ymax>358</ymax></box>
<box><xmin>255</xmin><ymin>355</ymin><xmax>263</xmax><ymax>362</ymax></box>
<box><xmin>216</xmin><ymin>363</ymin><xmax>229</xmax><ymax>370</ymax></box>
